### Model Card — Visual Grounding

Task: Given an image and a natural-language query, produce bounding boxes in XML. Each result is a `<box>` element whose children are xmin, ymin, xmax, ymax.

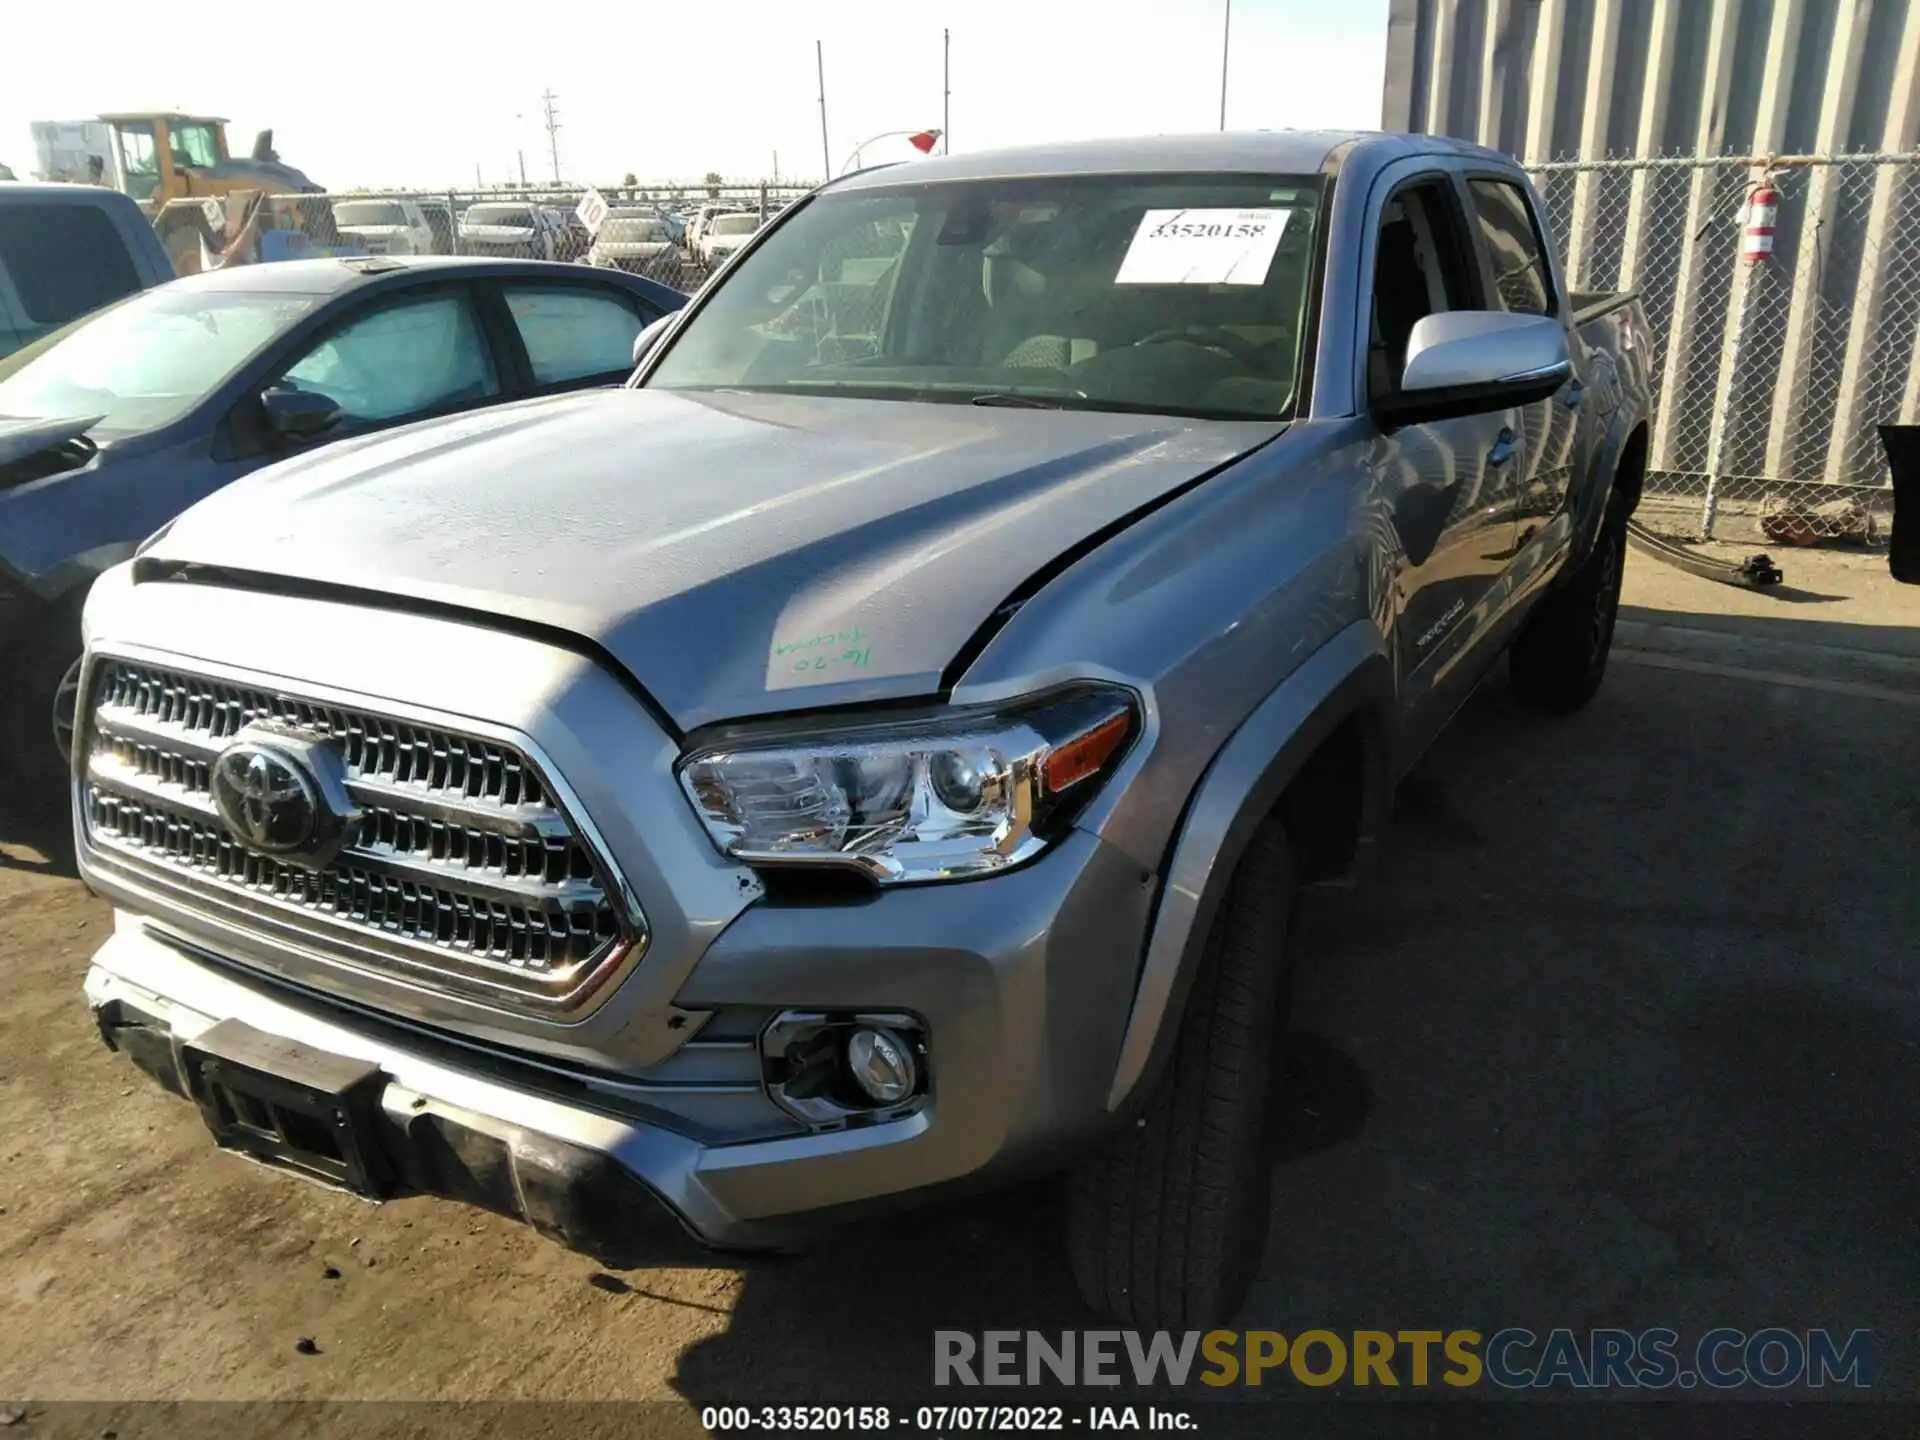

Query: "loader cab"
<box><xmin>102</xmin><ymin>114</ymin><xmax>231</xmax><ymax>206</ymax></box>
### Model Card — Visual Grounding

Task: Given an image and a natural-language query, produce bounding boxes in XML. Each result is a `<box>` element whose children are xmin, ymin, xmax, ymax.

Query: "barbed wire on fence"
<box><xmin>1527</xmin><ymin>149</ymin><xmax>1920</xmax><ymax>544</ymax></box>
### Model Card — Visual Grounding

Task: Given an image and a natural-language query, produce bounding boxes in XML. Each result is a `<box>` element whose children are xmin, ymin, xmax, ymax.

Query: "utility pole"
<box><xmin>773</xmin><ymin>150</ymin><xmax>780</xmax><ymax>184</ymax></box>
<box><xmin>816</xmin><ymin>41</ymin><xmax>831</xmax><ymax>182</ymax></box>
<box><xmin>517</xmin><ymin>150</ymin><xmax>527</xmax><ymax>187</ymax></box>
<box><xmin>1218</xmin><ymin>0</ymin><xmax>1231</xmax><ymax>130</ymax></box>
<box><xmin>474</xmin><ymin>162</ymin><xmax>482</xmax><ymax>188</ymax></box>
<box><xmin>943</xmin><ymin>29</ymin><xmax>951</xmax><ymax>153</ymax></box>
<box><xmin>541</xmin><ymin>89</ymin><xmax>562</xmax><ymax>182</ymax></box>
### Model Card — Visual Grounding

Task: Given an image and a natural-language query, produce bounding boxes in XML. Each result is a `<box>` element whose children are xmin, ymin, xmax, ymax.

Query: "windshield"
<box><xmin>709</xmin><ymin>214</ymin><xmax>760</xmax><ymax>237</ymax></box>
<box><xmin>646</xmin><ymin>173</ymin><xmax>1322</xmax><ymax>420</ymax></box>
<box><xmin>466</xmin><ymin>206</ymin><xmax>533</xmax><ymax>229</ymax></box>
<box><xmin>0</xmin><ymin>287</ymin><xmax>316</xmax><ymax>436</ymax></box>
<box><xmin>335</xmin><ymin>201</ymin><xmax>408</xmax><ymax>227</ymax></box>
<box><xmin>601</xmin><ymin>217</ymin><xmax>666</xmax><ymax>242</ymax></box>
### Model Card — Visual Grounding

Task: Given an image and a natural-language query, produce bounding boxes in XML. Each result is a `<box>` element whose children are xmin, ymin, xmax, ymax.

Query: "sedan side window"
<box><xmin>502</xmin><ymin>285</ymin><xmax>648</xmax><ymax>386</ymax></box>
<box><xmin>280</xmin><ymin>293</ymin><xmax>499</xmax><ymax>422</ymax></box>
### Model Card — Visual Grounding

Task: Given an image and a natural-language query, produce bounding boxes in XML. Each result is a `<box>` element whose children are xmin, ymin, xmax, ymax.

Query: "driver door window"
<box><xmin>279</xmin><ymin>292</ymin><xmax>499</xmax><ymax>424</ymax></box>
<box><xmin>1368</xmin><ymin>186</ymin><xmax>1472</xmax><ymax>401</ymax></box>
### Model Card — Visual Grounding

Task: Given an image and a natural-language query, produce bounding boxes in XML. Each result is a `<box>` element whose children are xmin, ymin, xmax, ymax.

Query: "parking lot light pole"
<box><xmin>1219</xmin><ymin>0</ymin><xmax>1232</xmax><ymax>130</ymax></box>
<box><xmin>817</xmin><ymin>41</ymin><xmax>831</xmax><ymax>182</ymax></box>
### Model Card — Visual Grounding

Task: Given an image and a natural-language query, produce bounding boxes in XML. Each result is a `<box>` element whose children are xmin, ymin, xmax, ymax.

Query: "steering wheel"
<box><xmin>1133</xmin><ymin>326</ymin><xmax>1264</xmax><ymax>367</ymax></box>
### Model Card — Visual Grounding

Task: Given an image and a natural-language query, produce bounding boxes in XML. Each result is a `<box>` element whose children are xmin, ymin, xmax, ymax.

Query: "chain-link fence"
<box><xmin>1528</xmin><ymin>151</ymin><xmax>1920</xmax><ymax>544</ymax></box>
<box><xmin>248</xmin><ymin>180</ymin><xmax>813</xmax><ymax>293</ymax></box>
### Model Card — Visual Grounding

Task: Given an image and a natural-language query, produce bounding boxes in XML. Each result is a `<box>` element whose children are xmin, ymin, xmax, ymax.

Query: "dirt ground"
<box><xmin>1</xmin><ymin>545</ymin><xmax>1914</xmax><ymax>1420</ymax></box>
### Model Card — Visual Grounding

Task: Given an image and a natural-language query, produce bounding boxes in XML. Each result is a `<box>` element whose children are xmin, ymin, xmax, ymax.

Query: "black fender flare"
<box><xmin>1104</xmin><ymin>621</ymin><xmax>1396</xmax><ymax>1113</ymax></box>
<box><xmin>1567</xmin><ymin>405</ymin><xmax>1649</xmax><ymax>572</ymax></box>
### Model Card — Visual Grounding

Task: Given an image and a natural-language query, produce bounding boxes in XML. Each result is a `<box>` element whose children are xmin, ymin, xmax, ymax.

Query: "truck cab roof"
<box><xmin>825</xmin><ymin>129</ymin><xmax>1520</xmax><ymax>192</ymax></box>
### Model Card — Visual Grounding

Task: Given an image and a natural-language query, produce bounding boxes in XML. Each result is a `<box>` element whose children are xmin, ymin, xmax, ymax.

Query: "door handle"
<box><xmin>1563</xmin><ymin>380</ymin><xmax>1586</xmax><ymax>409</ymax></box>
<box><xmin>1488</xmin><ymin>429</ymin><xmax>1517</xmax><ymax>467</ymax></box>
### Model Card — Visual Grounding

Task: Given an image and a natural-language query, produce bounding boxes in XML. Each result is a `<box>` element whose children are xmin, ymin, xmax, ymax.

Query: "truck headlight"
<box><xmin>678</xmin><ymin>686</ymin><xmax>1137</xmax><ymax>883</ymax></box>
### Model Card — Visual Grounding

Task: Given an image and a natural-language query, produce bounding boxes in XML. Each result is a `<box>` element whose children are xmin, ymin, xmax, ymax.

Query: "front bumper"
<box><xmin>86</xmin><ymin>824</ymin><xmax>1156</xmax><ymax>1254</ymax></box>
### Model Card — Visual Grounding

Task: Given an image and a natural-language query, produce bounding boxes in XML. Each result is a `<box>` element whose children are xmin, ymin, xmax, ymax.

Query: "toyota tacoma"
<box><xmin>75</xmin><ymin>132</ymin><xmax>1650</xmax><ymax>1326</ymax></box>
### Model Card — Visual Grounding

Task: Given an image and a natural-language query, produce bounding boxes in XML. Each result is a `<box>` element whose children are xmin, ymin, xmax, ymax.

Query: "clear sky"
<box><xmin>2</xmin><ymin>0</ymin><xmax>1389</xmax><ymax>190</ymax></box>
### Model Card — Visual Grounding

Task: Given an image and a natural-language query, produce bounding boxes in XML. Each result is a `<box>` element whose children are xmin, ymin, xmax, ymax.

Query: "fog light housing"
<box><xmin>846</xmin><ymin>1026</ymin><xmax>916</xmax><ymax>1105</ymax></box>
<box><xmin>761</xmin><ymin>1010</ymin><xmax>927</xmax><ymax>1126</ymax></box>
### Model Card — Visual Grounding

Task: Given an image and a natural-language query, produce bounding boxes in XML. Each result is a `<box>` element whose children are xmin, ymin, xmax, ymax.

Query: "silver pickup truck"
<box><xmin>74</xmin><ymin>132</ymin><xmax>1651</xmax><ymax>1328</ymax></box>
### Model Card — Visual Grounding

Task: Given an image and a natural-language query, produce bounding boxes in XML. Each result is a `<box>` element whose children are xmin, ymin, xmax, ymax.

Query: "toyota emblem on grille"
<box><xmin>211</xmin><ymin>741</ymin><xmax>322</xmax><ymax>854</ymax></box>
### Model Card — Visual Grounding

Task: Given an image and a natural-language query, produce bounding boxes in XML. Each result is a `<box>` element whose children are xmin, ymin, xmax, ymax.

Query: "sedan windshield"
<box><xmin>601</xmin><ymin>218</ymin><xmax>666</xmax><ymax>242</ymax></box>
<box><xmin>646</xmin><ymin>172</ymin><xmax>1323</xmax><ymax>420</ymax></box>
<box><xmin>0</xmin><ymin>287</ymin><xmax>317</xmax><ymax>436</ymax></box>
<box><xmin>709</xmin><ymin>214</ymin><xmax>761</xmax><ymax>237</ymax></box>
<box><xmin>335</xmin><ymin>201</ymin><xmax>408</xmax><ymax>228</ymax></box>
<box><xmin>466</xmin><ymin>207</ymin><xmax>533</xmax><ymax>229</ymax></box>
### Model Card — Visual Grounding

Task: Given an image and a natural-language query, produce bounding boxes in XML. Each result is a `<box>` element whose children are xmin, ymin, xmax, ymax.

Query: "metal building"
<box><xmin>1383</xmin><ymin>0</ymin><xmax>1920</xmax><ymax>538</ymax></box>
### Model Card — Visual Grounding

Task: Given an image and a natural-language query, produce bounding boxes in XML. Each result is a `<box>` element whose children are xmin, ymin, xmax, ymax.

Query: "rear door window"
<box><xmin>501</xmin><ymin>285</ymin><xmax>650</xmax><ymax>386</ymax></box>
<box><xmin>0</xmin><ymin>204</ymin><xmax>143</xmax><ymax>328</ymax></box>
<box><xmin>1467</xmin><ymin>180</ymin><xmax>1555</xmax><ymax>316</ymax></box>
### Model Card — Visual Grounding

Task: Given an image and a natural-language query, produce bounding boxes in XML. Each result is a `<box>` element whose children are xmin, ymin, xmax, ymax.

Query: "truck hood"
<box><xmin>146</xmin><ymin>388</ymin><xmax>1282</xmax><ymax>730</ymax></box>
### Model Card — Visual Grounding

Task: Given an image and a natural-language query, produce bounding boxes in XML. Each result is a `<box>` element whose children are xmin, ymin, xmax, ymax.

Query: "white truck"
<box><xmin>329</xmin><ymin>198</ymin><xmax>437</xmax><ymax>257</ymax></box>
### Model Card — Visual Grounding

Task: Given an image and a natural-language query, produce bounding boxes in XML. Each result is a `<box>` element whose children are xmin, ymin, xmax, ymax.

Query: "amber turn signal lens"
<box><xmin>1042</xmin><ymin>711</ymin><xmax>1133</xmax><ymax>795</ymax></box>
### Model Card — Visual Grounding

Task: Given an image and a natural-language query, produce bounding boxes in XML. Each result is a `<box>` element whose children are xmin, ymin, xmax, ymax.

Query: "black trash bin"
<box><xmin>1883</xmin><ymin>425</ymin><xmax>1920</xmax><ymax>584</ymax></box>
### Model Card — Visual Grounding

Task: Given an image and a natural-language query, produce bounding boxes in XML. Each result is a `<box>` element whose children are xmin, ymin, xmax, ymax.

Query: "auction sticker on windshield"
<box><xmin>1115</xmin><ymin>208</ymin><xmax>1292</xmax><ymax>286</ymax></box>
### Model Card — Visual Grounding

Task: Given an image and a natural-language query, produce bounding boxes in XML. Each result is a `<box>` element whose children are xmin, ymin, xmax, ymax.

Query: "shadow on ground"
<box><xmin>0</xmin><ymin>758</ymin><xmax>77</xmax><ymax>879</ymax></box>
<box><xmin>665</xmin><ymin>636</ymin><xmax>1919</xmax><ymax>1408</ymax></box>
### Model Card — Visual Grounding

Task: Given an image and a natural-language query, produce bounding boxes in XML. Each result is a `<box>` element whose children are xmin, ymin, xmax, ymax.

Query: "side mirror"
<box><xmin>631</xmin><ymin>313</ymin><xmax>675</xmax><ymax>368</ymax></box>
<box><xmin>1376</xmin><ymin>311</ymin><xmax>1571</xmax><ymax>428</ymax></box>
<box><xmin>261</xmin><ymin>385</ymin><xmax>341</xmax><ymax>441</ymax></box>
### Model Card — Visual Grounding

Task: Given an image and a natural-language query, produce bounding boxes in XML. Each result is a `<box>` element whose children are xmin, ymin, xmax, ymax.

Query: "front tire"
<box><xmin>1066</xmin><ymin>822</ymin><xmax>1295</xmax><ymax>1327</ymax></box>
<box><xmin>1508</xmin><ymin>494</ymin><xmax>1629</xmax><ymax>714</ymax></box>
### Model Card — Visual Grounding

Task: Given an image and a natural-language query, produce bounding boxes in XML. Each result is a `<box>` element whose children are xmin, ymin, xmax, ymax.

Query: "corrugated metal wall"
<box><xmin>1383</xmin><ymin>0</ymin><xmax>1920</xmax><ymax>166</ymax></box>
<box><xmin>1382</xmin><ymin>0</ymin><xmax>1920</xmax><ymax>526</ymax></box>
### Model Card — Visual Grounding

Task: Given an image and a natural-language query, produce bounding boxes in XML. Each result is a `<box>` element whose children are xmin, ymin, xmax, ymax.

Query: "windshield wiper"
<box><xmin>968</xmin><ymin>392</ymin><xmax>1074</xmax><ymax>409</ymax></box>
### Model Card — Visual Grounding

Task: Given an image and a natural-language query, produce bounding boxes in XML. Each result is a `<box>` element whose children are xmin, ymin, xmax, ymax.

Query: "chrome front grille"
<box><xmin>81</xmin><ymin>657</ymin><xmax>640</xmax><ymax>1012</ymax></box>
